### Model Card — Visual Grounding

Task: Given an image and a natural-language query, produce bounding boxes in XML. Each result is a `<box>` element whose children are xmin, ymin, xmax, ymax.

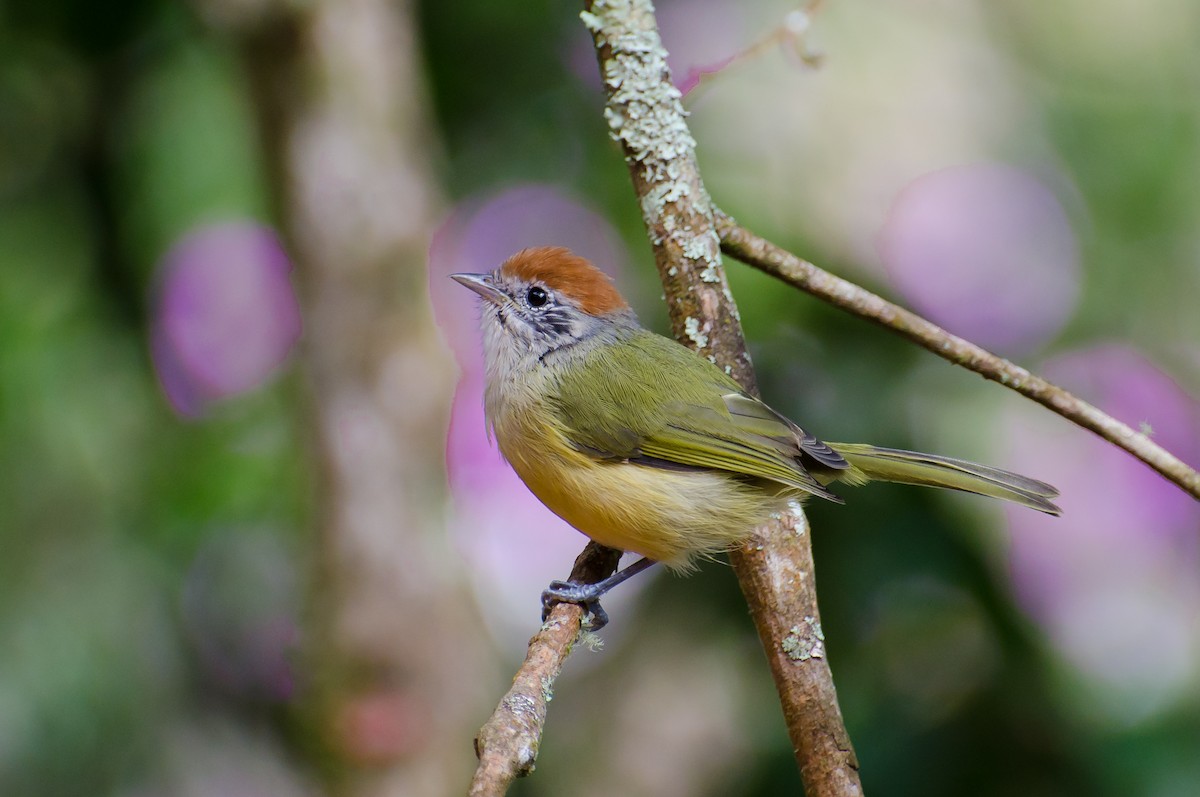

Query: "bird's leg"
<box><xmin>541</xmin><ymin>556</ymin><xmax>657</xmax><ymax>631</ymax></box>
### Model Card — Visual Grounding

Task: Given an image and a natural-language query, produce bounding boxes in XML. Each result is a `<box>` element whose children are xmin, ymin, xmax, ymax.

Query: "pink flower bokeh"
<box><xmin>151</xmin><ymin>221</ymin><xmax>301</xmax><ymax>417</ymax></box>
<box><xmin>879</xmin><ymin>163</ymin><xmax>1080</xmax><ymax>356</ymax></box>
<box><xmin>1000</xmin><ymin>345</ymin><xmax>1200</xmax><ymax>721</ymax></box>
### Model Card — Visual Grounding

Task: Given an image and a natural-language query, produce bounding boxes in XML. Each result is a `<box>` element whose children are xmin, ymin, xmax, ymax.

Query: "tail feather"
<box><xmin>826</xmin><ymin>443</ymin><xmax>1061</xmax><ymax>516</ymax></box>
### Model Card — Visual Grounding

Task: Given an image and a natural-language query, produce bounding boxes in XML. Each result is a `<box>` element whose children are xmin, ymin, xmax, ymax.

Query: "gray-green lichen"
<box><xmin>585</xmin><ymin>0</ymin><xmax>699</xmax><ymax>192</ymax></box>
<box><xmin>722</xmin><ymin>283</ymin><xmax>739</xmax><ymax>314</ymax></box>
<box><xmin>578</xmin><ymin>629</ymin><xmax>605</xmax><ymax>652</ymax></box>
<box><xmin>684</xmin><ymin>316</ymin><xmax>709</xmax><ymax>349</ymax></box>
<box><xmin>502</xmin><ymin>692</ymin><xmax>540</xmax><ymax>720</ymax></box>
<box><xmin>681</xmin><ymin>232</ymin><xmax>717</xmax><ymax>265</ymax></box>
<box><xmin>640</xmin><ymin>182</ymin><xmax>692</xmax><ymax>226</ymax></box>
<box><xmin>584</xmin><ymin>0</ymin><xmax>742</xmax><ymax>309</ymax></box>
<box><xmin>786</xmin><ymin>498</ymin><xmax>807</xmax><ymax>534</ymax></box>
<box><xmin>782</xmin><ymin>616</ymin><xmax>826</xmax><ymax>662</ymax></box>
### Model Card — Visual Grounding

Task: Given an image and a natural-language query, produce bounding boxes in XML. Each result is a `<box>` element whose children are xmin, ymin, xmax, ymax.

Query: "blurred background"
<box><xmin>2</xmin><ymin>0</ymin><xmax>1199</xmax><ymax>794</ymax></box>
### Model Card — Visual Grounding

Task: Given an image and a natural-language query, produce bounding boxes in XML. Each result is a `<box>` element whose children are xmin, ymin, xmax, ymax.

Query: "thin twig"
<box><xmin>715</xmin><ymin>211</ymin><xmax>1200</xmax><ymax>501</ymax></box>
<box><xmin>469</xmin><ymin>544</ymin><xmax>621</xmax><ymax>797</ymax></box>
<box><xmin>581</xmin><ymin>1</ymin><xmax>862</xmax><ymax>794</ymax></box>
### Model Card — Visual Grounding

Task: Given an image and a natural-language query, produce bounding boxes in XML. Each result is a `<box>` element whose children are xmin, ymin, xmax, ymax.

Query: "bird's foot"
<box><xmin>539</xmin><ymin>557</ymin><xmax>658</xmax><ymax>631</ymax></box>
<box><xmin>541</xmin><ymin>580</ymin><xmax>610</xmax><ymax>630</ymax></box>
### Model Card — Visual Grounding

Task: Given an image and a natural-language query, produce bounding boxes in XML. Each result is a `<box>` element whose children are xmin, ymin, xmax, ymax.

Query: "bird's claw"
<box><xmin>541</xmin><ymin>580</ymin><xmax>609</xmax><ymax>631</ymax></box>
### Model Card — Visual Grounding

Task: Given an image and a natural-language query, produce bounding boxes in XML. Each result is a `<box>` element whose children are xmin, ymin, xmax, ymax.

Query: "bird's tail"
<box><xmin>826</xmin><ymin>443</ymin><xmax>1061</xmax><ymax>516</ymax></box>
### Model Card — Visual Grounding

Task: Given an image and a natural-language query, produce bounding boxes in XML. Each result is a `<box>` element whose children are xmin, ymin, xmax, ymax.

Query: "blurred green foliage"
<box><xmin>1</xmin><ymin>2</ymin><xmax>306</xmax><ymax>794</ymax></box>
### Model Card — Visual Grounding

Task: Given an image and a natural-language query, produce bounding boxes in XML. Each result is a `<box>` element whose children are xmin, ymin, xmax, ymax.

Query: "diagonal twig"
<box><xmin>715</xmin><ymin>211</ymin><xmax>1200</xmax><ymax>502</ymax></box>
<box><xmin>469</xmin><ymin>543</ymin><xmax>621</xmax><ymax>797</ymax></box>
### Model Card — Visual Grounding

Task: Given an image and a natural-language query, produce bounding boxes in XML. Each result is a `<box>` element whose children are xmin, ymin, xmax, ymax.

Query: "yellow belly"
<box><xmin>494</xmin><ymin>409</ymin><xmax>782</xmax><ymax>570</ymax></box>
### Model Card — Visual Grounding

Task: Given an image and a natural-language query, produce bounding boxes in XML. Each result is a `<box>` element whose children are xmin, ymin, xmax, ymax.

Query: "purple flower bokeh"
<box><xmin>151</xmin><ymin>222</ymin><xmax>302</xmax><ymax>417</ymax></box>
<box><xmin>878</xmin><ymin>164</ymin><xmax>1080</xmax><ymax>356</ymax></box>
<box><xmin>657</xmin><ymin>0</ymin><xmax>746</xmax><ymax>96</ymax></box>
<box><xmin>566</xmin><ymin>0</ymin><xmax>745</xmax><ymax>97</ymax></box>
<box><xmin>429</xmin><ymin>185</ymin><xmax>644</xmax><ymax>648</ymax></box>
<box><xmin>1000</xmin><ymin>345</ymin><xmax>1200</xmax><ymax>721</ymax></box>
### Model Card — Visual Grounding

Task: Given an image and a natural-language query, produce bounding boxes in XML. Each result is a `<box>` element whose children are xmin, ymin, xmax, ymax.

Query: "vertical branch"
<box><xmin>581</xmin><ymin>1</ymin><xmax>862</xmax><ymax>793</ymax></box>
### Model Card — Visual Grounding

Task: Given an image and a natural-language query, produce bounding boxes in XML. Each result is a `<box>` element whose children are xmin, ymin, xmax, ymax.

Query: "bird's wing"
<box><xmin>720</xmin><ymin>392</ymin><xmax>849</xmax><ymax>471</ymax></box>
<box><xmin>551</xmin><ymin>331</ymin><xmax>845</xmax><ymax>501</ymax></box>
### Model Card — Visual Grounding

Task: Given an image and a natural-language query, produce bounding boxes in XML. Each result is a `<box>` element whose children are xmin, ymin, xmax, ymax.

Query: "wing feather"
<box><xmin>550</xmin><ymin>330</ymin><xmax>843</xmax><ymax>502</ymax></box>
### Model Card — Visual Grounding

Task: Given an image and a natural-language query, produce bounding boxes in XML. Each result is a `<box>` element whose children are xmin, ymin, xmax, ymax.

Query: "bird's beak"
<box><xmin>450</xmin><ymin>272</ymin><xmax>508</xmax><ymax>306</ymax></box>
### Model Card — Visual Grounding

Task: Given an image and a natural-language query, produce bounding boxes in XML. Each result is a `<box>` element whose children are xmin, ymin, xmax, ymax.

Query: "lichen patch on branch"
<box><xmin>782</xmin><ymin>617</ymin><xmax>827</xmax><ymax>662</ymax></box>
<box><xmin>582</xmin><ymin>0</ymin><xmax>726</xmax><ymax>313</ymax></box>
<box><xmin>583</xmin><ymin>0</ymin><xmax>697</xmax><ymax>177</ymax></box>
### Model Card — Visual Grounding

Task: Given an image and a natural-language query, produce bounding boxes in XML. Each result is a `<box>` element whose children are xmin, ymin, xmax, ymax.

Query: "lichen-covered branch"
<box><xmin>580</xmin><ymin>0</ymin><xmax>744</xmax><ymax>375</ymax></box>
<box><xmin>715</xmin><ymin>211</ymin><xmax>1200</xmax><ymax>502</ymax></box>
<box><xmin>469</xmin><ymin>544</ymin><xmax>621</xmax><ymax>797</ymax></box>
<box><xmin>581</xmin><ymin>1</ymin><xmax>863</xmax><ymax>794</ymax></box>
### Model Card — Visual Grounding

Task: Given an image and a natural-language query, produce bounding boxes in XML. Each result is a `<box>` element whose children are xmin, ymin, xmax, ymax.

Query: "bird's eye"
<box><xmin>526</xmin><ymin>286</ymin><xmax>549</xmax><ymax>307</ymax></box>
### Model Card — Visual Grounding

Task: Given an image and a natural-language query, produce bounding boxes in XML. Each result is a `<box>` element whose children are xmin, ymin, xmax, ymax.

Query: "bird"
<box><xmin>452</xmin><ymin>246</ymin><xmax>1059</xmax><ymax>628</ymax></box>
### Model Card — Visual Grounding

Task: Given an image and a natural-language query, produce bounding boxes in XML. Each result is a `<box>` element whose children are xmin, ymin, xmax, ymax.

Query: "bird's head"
<box><xmin>452</xmin><ymin>247</ymin><xmax>636</xmax><ymax>370</ymax></box>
